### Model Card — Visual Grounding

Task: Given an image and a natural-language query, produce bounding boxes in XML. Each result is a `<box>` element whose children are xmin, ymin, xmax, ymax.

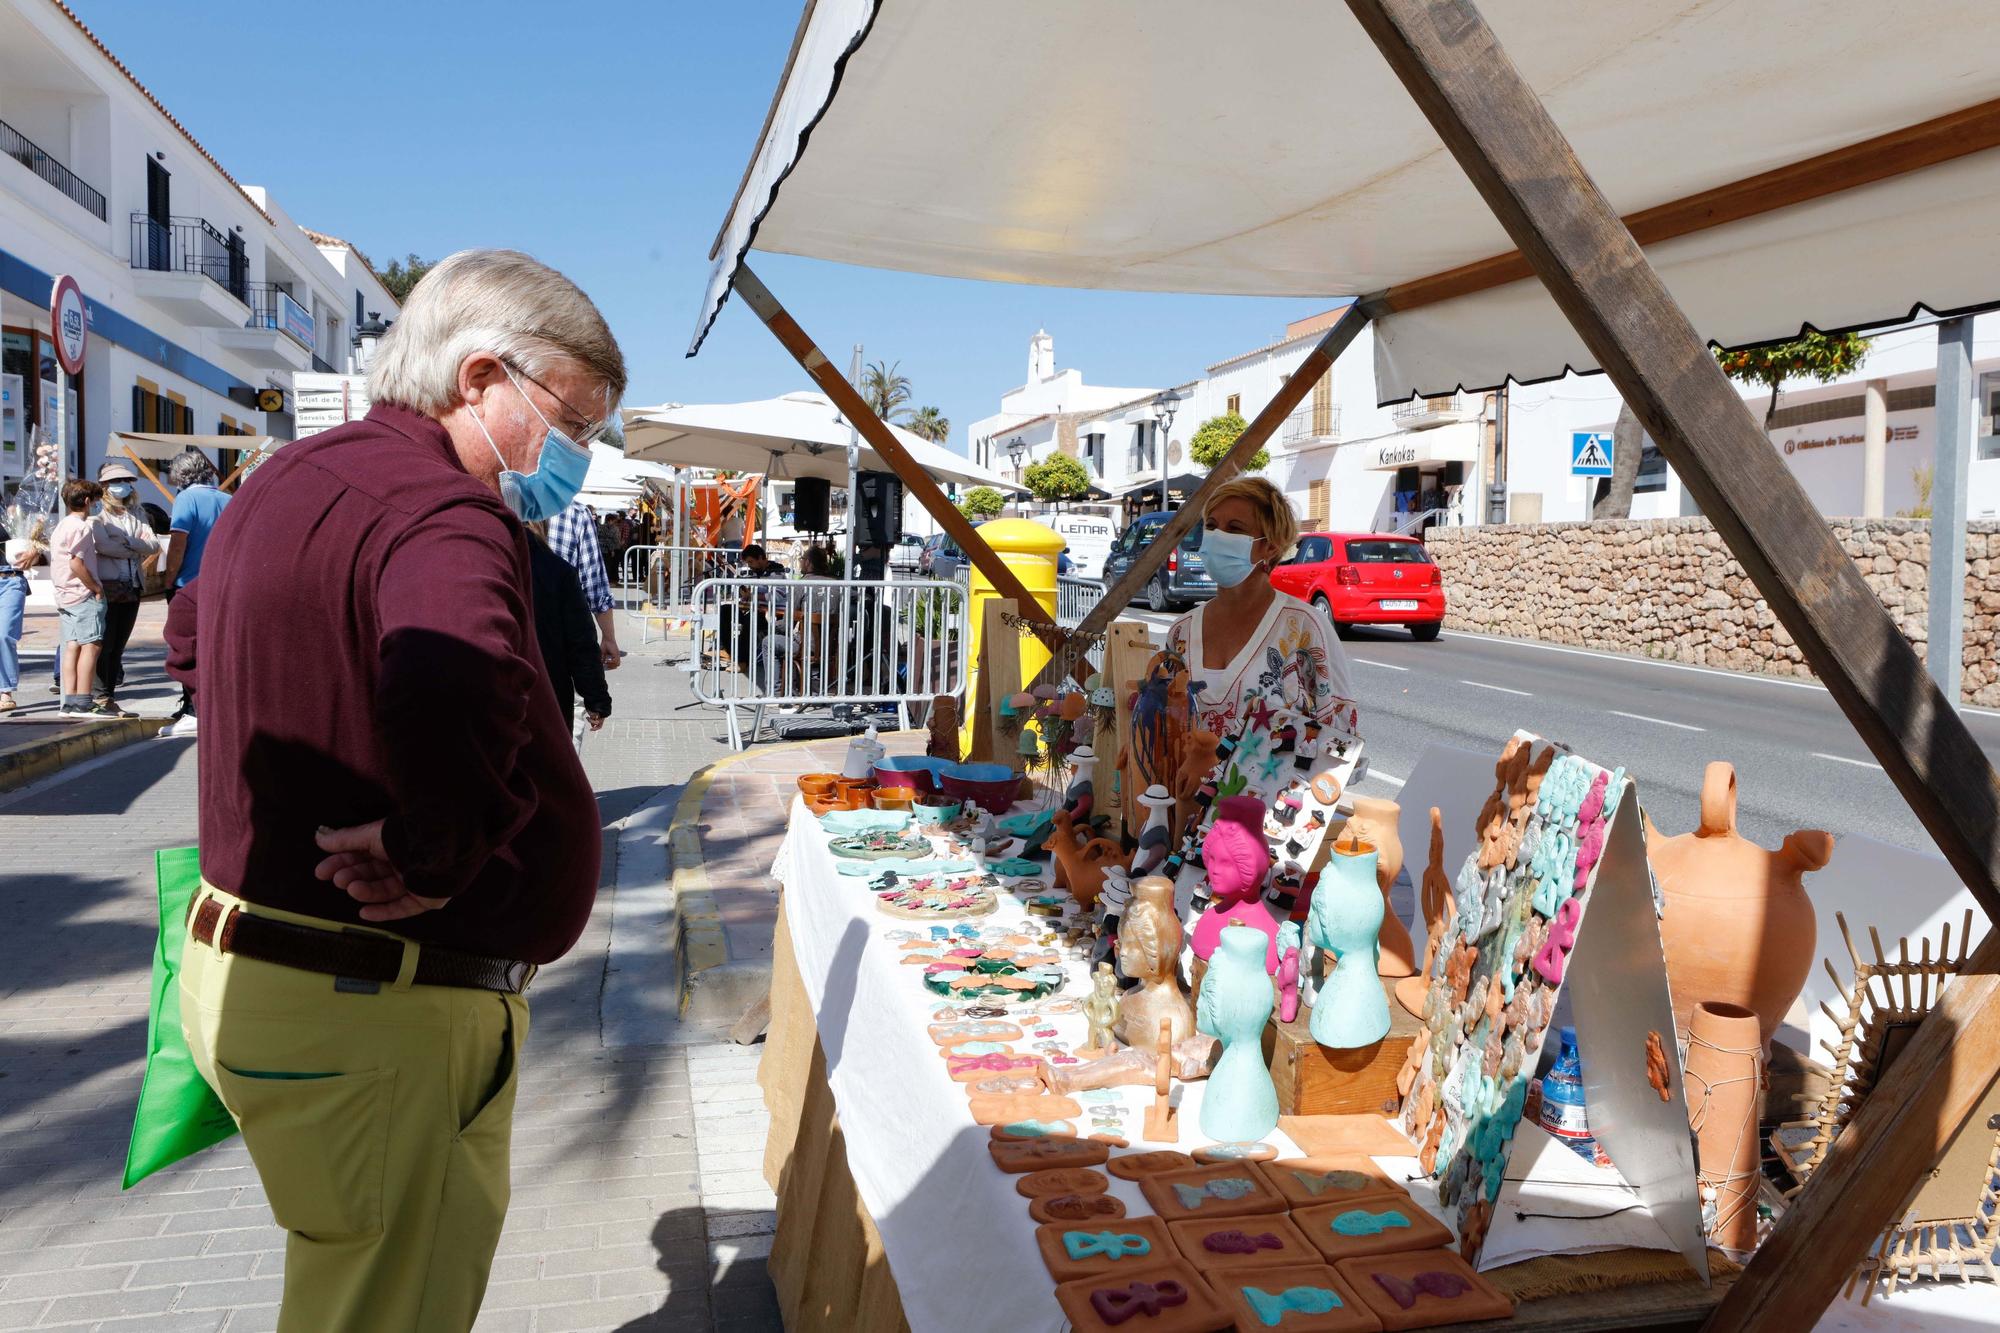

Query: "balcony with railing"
<box><xmin>218</xmin><ymin>282</ymin><xmax>315</xmax><ymax>372</ymax></box>
<box><xmin>1282</xmin><ymin>405</ymin><xmax>1342</xmax><ymax>446</ymax></box>
<box><xmin>0</xmin><ymin>117</ymin><xmax>105</xmax><ymax>221</ymax></box>
<box><xmin>128</xmin><ymin>213</ymin><xmax>253</xmax><ymax>327</ymax></box>
<box><xmin>1391</xmin><ymin>391</ymin><xmax>1482</xmax><ymax>429</ymax></box>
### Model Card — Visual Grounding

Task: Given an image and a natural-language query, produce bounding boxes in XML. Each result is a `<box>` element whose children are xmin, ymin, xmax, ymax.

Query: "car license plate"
<box><xmin>1380</xmin><ymin>599</ymin><xmax>1419</xmax><ymax>611</ymax></box>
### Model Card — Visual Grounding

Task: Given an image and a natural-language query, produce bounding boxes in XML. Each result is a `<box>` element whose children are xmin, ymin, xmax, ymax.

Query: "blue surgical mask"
<box><xmin>105</xmin><ymin>483</ymin><xmax>135</xmax><ymax>502</ymax></box>
<box><xmin>470</xmin><ymin>365</ymin><xmax>592</xmax><ymax>522</ymax></box>
<box><xmin>1200</xmin><ymin>527</ymin><xmax>1259</xmax><ymax>588</ymax></box>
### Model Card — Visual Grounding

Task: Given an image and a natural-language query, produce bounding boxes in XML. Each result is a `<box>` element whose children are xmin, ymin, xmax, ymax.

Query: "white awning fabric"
<box><xmin>691</xmin><ymin>1</ymin><xmax>2000</xmax><ymax>402</ymax></box>
<box><xmin>622</xmin><ymin>391</ymin><xmax>1021</xmax><ymax>491</ymax></box>
<box><xmin>113</xmin><ymin>433</ymin><xmax>281</xmax><ymax>463</ymax></box>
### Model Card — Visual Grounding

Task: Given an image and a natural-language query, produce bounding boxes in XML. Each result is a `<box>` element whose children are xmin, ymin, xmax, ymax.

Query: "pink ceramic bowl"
<box><xmin>874</xmin><ymin>756</ymin><xmax>950</xmax><ymax>795</ymax></box>
<box><xmin>938</xmin><ymin>761</ymin><xmax>1020</xmax><ymax>815</ymax></box>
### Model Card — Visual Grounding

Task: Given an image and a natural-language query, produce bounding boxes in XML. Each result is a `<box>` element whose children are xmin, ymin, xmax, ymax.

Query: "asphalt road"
<box><xmin>1117</xmin><ymin>610</ymin><xmax>2000</xmax><ymax>858</ymax></box>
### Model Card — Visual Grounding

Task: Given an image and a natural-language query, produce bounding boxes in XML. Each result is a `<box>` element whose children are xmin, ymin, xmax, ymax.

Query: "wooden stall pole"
<box><xmin>730</xmin><ymin>264</ymin><xmax>1084</xmax><ymax>684</ymax></box>
<box><xmin>121</xmin><ymin>445</ymin><xmax>174</xmax><ymax>506</ymax></box>
<box><xmin>1342</xmin><ymin>0</ymin><xmax>2000</xmax><ymax>1324</ymax></box>
<box><xmin>1030</xmin><ymin>303</ymin><xmax>1373</xmax><ymax>691</ymax></box>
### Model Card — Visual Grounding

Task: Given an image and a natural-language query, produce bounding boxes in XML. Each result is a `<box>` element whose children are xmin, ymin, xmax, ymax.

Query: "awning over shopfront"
<box><xmin>1115</xmin><ymin>471</ymin><xmax>1206</xmax><ymax>507</ymax></box>
<box><xmin>1355</xmin><ymin>420</ymin><xmax>1481</xmax><ymax>471</ymax></box>
<box><xmin>689</xmin><ymin>2</ymin><xmax>2000</xmax><ymax>402</ymax></box>
<box><xmin>112</xmin><ymin>431</ymin><xmax>278</xmax><ymax>462</ymax></box>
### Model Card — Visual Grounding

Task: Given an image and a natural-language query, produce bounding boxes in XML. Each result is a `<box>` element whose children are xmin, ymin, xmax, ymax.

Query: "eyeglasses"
<box><xmin>508</xmin><ymin>361</ymin><xmax>610</xmax><ymax>446</ymax></box>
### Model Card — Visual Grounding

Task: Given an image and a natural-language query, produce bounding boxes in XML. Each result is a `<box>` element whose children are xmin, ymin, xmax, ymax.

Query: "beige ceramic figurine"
<box><xmin>1649</xmin><ymin>761</ymin><xmax>1832</xmax><ymax>1047</ymax></box>
<box><xmin>1114</xmin><ymin>875</ymin><xmax>1195</xmax><ymax>1051</ymax></box>
<box><xmin>1343</xmin><ymin>796</ymin><xmax>1416</xmax><ymax>977</ymax></box>
<box><xmin>1081</xmin><ymin>963</ymin><xmax>1120</xmax><ymax>1058</ymax></box>
<box><xmin>1395</xmin><ymin>807</ymin><xmax>1455</xmax><ymax>1018</ymax></box>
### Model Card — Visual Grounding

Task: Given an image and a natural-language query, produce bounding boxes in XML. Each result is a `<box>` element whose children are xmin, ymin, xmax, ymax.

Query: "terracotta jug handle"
<box><xmin>1698</xmin><ymin>762</ymin><xmax>1738</xmax><ymax>835</ymax></box>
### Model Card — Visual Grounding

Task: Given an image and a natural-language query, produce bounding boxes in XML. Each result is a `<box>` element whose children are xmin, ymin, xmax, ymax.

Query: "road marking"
<box><xmin>1367</xmin><ymin>769</ymin><xmax>1406</xmax><ymax>788</ymax></box>
<box><xmin>1607</xmin><ymin>709</ymin><xmax>1705</xmax><ymax>732</ymax></box>
<box><xmin>1461</xmin><ymin>679</ymin><xmax>1532</xmax><ymax>697</ymax></box>
<box><xmin>1813</xmin><ymin>751</ymin><xmax>1884</xmax><ymax>770</ymax></box>
<box><xmin>1440</xmin><ymin>629</ymin><xmax>2000</xmax><ymax>720</ymax></box>
<box><xmin>1354</xmin><ymin>658</ymin><xmax>1410</xmax><ymax>672</ymax></box>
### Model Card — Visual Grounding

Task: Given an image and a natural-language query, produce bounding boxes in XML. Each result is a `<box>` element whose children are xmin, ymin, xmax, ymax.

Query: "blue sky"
<box><xmin>72</xmin><ymin>0</ymin><xmax>1316</xmax><ymax>452</ymax></box>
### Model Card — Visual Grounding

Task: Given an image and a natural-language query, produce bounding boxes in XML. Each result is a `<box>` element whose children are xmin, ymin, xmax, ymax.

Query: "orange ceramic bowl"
<box><xmin>799</xmin><ymin>773</ymin><xmax>842</xmax><ymax>797</ymax></box>
<box><xmin>872</xmin><ymin>787</ymin><xmax>915</xmax><ymax>812</ymax></box>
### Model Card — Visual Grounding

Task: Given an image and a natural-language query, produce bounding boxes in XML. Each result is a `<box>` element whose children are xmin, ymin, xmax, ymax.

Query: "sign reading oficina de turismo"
<box><xmin>50</xmin><ymin>275</ymin><xmax>87</xmax><ymax>377</ymax></box>
<box><xmin>1570</xmin><ymin>430</ymin><xmax>1614</xmax><ymax>477</ymax></box>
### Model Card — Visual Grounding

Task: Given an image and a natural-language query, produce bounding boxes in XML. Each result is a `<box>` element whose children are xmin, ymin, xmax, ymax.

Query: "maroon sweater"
<box><xmin>165</xmin><ymin>404</ymin><xmax>600</xmax><ymax>963</ymax></box>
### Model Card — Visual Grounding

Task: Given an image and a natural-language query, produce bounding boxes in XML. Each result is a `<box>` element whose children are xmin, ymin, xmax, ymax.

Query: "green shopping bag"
<box><xmin>123</xmin><ymin>847</ymin><xmax>237</xmax><ymax>1187</ymax></box>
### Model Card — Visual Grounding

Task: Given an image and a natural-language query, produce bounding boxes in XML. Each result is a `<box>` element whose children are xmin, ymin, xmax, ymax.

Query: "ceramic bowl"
<box><xmin>938</xmin><ymin>761</ymin><xmax>1021</xmax><ymax>815</ymax></box>
<box><xmin>912</xmin><ymin>797</ymin><xmax>962</xmax><ymax>827</ymax></box>
<box><xmin>874</xmin><ymin>755</ymin><xmax>951</xmax><ymax>794</ymax></box>
<box><xmin>872</xmin><ymin>787</ymin><xmax>916</xmax><ymax>812</ymax></box>
<box><xmin>798</xmin><ymin>773</ymin><xmax>843</xmax><ymax>797</ymax></box>
<box><xmin>833</xmin><ymin>777</ymin><xmax>877</xmax><ymax>803</ymax></box>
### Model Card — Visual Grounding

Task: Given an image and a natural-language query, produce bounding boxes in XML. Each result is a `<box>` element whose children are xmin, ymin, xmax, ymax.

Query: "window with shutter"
<box><xmin>1311</xmin><ymin>372</ymin><xmax>1333</xmax><ymax>438</ymax></box>
<box><xmin>1308</xmin><ymin>478</ymin><xmax>1329</xmax><ymax>528</ymax></box>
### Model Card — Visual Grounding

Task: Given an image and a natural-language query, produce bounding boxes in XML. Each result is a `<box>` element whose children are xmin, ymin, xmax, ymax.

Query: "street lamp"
<box><xmin>1007</xmin><ymin>436</ymin><xmax>1027</xmax><ymax>484</ymax></box>
<box><xmin>1151</xmin><ymin>390</ymin><xmax>1183</xmax><ymax>512</ymax></box>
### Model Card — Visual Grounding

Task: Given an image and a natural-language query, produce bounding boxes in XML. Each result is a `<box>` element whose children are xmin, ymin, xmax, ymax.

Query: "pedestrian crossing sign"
<box><xmin>1571</xmin><ymin>431</ymin><xmax>1614</xmax><ymax>476</ymax></box>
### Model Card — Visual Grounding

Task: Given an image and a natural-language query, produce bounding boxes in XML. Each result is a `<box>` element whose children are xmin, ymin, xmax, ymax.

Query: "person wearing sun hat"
<box><xmin>89</xmin><ymin>457</ymin><xmax>161</xmax><ymax>718</ymax></box>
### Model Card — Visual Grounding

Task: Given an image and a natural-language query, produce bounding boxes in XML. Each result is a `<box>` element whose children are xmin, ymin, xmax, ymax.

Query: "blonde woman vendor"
<box><xmin>1164</xmin><ymin>476</ymin><xmax>1357</xmax><ymax>739</ymax></box>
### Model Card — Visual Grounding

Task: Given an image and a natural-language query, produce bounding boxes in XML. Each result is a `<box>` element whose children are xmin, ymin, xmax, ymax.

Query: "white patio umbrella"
<box><xmin>576</xmin><ymin>441</ymin><xmax>675</xmax><ymax>511</ymax></box>
<box><xmin>621</xmin><ymin>391</ymin><xmax>1020</xmax><ymax>491</ymax></box>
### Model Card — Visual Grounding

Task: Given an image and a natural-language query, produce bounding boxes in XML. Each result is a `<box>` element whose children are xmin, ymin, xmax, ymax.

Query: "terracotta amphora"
<box><xmin>1344</xmin><ymin>796</ymin><xmax>1416</xmax><ymax>977</ymax></box>
<box><xmin>1650</xmin><ymin>762</ymin><xmax>1832</xmax><ymax>1049</ymax></box>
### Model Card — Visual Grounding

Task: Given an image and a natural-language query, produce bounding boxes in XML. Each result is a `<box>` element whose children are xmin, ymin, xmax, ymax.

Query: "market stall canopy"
<box><xmin>690</xmin><ymin>1</ymin><xmax>2000</xmax><ymax>401</ymax></box>
<box><xmin>622</xmin><ymin>391</ymin><xmax>1021</xmax><ymax>491</ymax></box>
<box><xmin>113</xmin><ymin>432</ymin><xmax>279</xmax><ymax>462</ymax></box>
<box><xmin>578</xmin><ymin>441</ymin><xmax>674</xmax><ymax>511</ymax></box>
<box><xmin>1116</xmin><ymin>471</ymin><xmax>1208</xmax><ymax>507</ymax></box>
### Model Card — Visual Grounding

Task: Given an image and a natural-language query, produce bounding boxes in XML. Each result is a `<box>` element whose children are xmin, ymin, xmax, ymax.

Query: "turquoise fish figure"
<box><xmin>1307</xmin><ymin>839</ymin><xmax>1390</xmax><ymax>1049</ymax></box>
<box><xmin>1331</xmin><ymin>1208</ymin><xmax>1412</xmax><ymax>1237</ymax></box>
<box><xmin>1172</xmin><ymin>1175</ymin><xmax>1261</xmax><ymax>1210</ymax></box>
<box><xmin>1196</xmin><ymin>925</ymin><xmax>1280</xmax><ymax>1143</ymax></box>
<box><xmin>1243</xmin><ymin>1285</ymin><xmax>1342</xmax><ymax>1327</ymax></box>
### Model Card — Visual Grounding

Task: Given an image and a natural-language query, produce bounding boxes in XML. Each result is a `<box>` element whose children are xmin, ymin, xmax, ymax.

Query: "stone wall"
<box><xmin>1427</xmin><ymin>517</ymin><xmax>2000</xmax><ymax>706</ymax></box>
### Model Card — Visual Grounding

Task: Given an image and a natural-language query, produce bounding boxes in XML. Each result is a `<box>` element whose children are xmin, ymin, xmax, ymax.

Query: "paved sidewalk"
<box><xmin>0</xmin><ymin>627</ymin><xmax>796</xmax><ymax>1331</ymax></box>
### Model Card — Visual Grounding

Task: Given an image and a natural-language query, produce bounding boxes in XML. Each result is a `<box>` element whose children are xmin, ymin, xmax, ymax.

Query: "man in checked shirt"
<box><xmin>545</xmin><ymin>498</ymin><xmax>623</xmax><ymax>672</ymax></box>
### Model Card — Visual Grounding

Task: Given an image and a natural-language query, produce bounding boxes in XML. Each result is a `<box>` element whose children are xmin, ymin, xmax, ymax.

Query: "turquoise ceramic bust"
<box><xmin>1308</xmin><ymin>839</ymin><xmax>1391</xmax><ymax>1049</ymax></box>
<box><xmin>1197</xmin><ymin>924</ymin><xmax>1279</xmax><ymax>1143</ymax></box>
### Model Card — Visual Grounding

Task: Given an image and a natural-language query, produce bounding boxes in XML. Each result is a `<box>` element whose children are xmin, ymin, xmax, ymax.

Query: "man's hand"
<box><xmin>585</xmin><ymin>711</ymin><xmax>605</xmax><ymax>732</ymax></box>
<box><xmin>600</xmin><ymin>639</ymin><xmax>622</xmax><ymax>671</ymax></box>
<box><xmin>314</xmin><ymin>820</ymin><xmax>447</xmax><ymax>922</ymax></box>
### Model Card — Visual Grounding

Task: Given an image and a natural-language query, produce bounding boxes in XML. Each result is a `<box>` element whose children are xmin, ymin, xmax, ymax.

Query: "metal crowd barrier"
<box><xmin>620</xmin><ymin>545</ymin><xmax>749</xmax><ymax>646</ymax></box>
<box><xmin>688</xmin><ymin>576</ymin><xmax>970</xmax><ymax>750</ymax></box>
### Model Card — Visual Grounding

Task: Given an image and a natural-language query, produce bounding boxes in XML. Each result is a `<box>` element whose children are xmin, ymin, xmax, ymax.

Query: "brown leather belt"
<box><xmin>189</xmin><ymin>895</ymin><xmax>537</xmax><ymax>995</ymax></box>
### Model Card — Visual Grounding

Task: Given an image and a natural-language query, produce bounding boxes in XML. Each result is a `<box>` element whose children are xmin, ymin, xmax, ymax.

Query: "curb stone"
<box><xmin>0</xmin><ymin>716</ymin><xmax>169</xmax><ymax>794</ymax></box>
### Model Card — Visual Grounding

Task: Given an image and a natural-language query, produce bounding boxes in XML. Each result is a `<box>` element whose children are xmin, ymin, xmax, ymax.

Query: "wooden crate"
<box><xmin>1263</xmin><ymin>976</ymin><xmax>1423</xmax><ymax>1118</ymax></box>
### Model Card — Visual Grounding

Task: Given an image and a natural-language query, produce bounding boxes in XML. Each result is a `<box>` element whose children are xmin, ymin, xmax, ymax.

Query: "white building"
<box><xmin>0</xmin><ymin>0</ymin><xmax>397</xmax><ymax>489</ymax></box>
<box><xmin>966</xmin><ymin>328</ymin><xmax>1160</xmax><ymax>491</ymax></box>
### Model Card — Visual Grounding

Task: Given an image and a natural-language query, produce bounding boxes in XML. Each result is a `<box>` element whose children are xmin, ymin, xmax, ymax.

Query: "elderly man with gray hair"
<box><xmin>165</xmin><ymin>249</ymin><xmax>625</xmax><ymax>1330</ymax></box>
<box><xmin>156</xmin><ymin>448</ymin><xmax>230</xmax><ymax>735</ymax></box>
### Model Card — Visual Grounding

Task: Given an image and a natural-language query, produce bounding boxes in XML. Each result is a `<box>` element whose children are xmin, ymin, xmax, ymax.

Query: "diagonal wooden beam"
<box><xmin>1343</xmin><ymin>2</ymin><xmax>2000</xmax><ymax>1326</ymax></box>
<box><xmin>731</xmin><ymin>264</ymin><xmax>1082</xmax><ymax>682</ymax></box>
<box><xmin>1378</xmin><ymin>97</ymin><xmax>2000</xmax><ymax>315</ymax></box>
<box><xmin>1030</xmin><ymin>302</ymin><xmax>1372</xmax><ymax>689</ymax></box>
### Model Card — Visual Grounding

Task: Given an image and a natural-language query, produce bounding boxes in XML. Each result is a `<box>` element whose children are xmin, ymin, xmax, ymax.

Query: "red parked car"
<box><xmin>1271</xmin><ymin>532</ymin><xmax>1444</xmax><ymax>641</ymax></box>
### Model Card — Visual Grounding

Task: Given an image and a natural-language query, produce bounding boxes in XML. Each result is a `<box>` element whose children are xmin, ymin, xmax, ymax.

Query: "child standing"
<box><xmin>49</xmin><ymin>479</ymin><xmax>109</xmax><ymax>718</ymax></box>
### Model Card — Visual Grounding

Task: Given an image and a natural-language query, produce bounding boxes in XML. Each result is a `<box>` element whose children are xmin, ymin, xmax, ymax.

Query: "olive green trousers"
<box><xmin>180</xmin><ymin>886</ymin><xmax>529</xmax><ymax>1332</ymax></box>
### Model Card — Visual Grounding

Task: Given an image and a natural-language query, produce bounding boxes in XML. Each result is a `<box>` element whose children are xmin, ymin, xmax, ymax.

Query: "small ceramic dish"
<box><xmin>798</xmin><ymin>773</ymin><xmax>843</xmax><ymax>797</ymax></box>
<box><xmin>912</xmin><ymin>797</ymin><xmax>962</xmax><ymax>826</ymax></box>
<box><xmin>818</xmin><ymin>809</ymin><xmax>913</xmax><ymax>836</ymax></box>
<box><xmin>872</xmin><ymin>786</ymin><xmax>916</xmax><ymax>812</ymax></box>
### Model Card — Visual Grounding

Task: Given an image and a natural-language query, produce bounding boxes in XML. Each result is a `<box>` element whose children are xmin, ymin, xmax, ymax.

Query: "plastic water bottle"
<box><xmin>1538</xmin><ymin>1025</ymin><xmax>1600</xmax><ymax>1163</ymax></box>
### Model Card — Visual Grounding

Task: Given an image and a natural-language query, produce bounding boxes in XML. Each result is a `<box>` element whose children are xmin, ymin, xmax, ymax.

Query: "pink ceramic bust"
<box><xmin>1191</xmin><ymin>795</ymin><xmax>1279</xmax><ymax>973</ymax></box>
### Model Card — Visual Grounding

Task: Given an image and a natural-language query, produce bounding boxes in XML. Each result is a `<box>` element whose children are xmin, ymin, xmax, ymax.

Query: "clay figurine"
<box><xmin>1396</xmin><ymin>807</ymin><xmax>1455</xmax><ymax>1018</ymax></box>
<box><xmin>1081</xmin><ymin>963</ymin><xmax>1120</xmax><ymax>1058</ymax></box>
<box><xmin>927</xmin><ymin>694</ymin><xmax>960</xmax><ymax>763</ymax></box>
<box><xmin>1064</xmin><ymin>744</ymin><xmax>1100</xmax><ymax>820</ymax></box>
<box><xmin>1344</xmin><ymin>796</ymin><xmax>1416</xmax><ymax>977</ymax></box>
<box><xmin>1142</xmin><ymin>1019</ymin><xmax>1179</xmax><ymax>1143</ymax></box>
<box><xmin>1274</xmin><ymin>921</ymin><xmax>1303</xmax><ymax>1024</ymax></box>
<box><xmin>1197</xmin><ymin>925</ymin><xmax>1280</xmax><ymax>1144</ymax></box>
<box><xmin>1649</xmin><ymin>761</ymin><xmax>1832</xmax><ymax>1047</ymax></box>
<box><xmin>1190</xmin><ymin>796</ymin><xmax>1280</xmax><ymax>974</ymax></box>
<box><xmin>1115</xmin><ymin>875</ymin><xmax>1196</xmax><ymax>1051</ymax></box>
<box><xmin>1308</xmin><ymin>833</ymin><xmax>1390</xmax><ymax>1050</ymax></box>
<box><xmin>1130</xmin><ymin>784</ymin><xmax>1178</xmax><ymax>879</ymax></box>
<box><xmin>1045</xmin><ymin>809</ymin><xmax>1133</xmax><ymax>911</ymax></box>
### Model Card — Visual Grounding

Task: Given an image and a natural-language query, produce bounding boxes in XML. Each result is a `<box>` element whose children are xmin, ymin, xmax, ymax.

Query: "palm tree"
<box><xmin>908</xmin><ymin>405</ymin><xmax>950</xmax><ymax>443</ymax></box>
<box><xmin>861</xmin><ymin>360</ymin><xmax>915</xmax><ymax>423</ymax></box>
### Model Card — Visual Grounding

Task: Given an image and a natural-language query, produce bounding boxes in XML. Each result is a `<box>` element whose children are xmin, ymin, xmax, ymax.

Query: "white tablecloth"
<box><xmin>771</xmin><ymin>796</ymin><xmax>1301</xmax><ymax>1333</ymax></box>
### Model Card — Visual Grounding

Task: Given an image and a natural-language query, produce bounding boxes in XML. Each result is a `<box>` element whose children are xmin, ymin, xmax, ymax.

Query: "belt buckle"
<box><xmin>505</xmin><ymin>961</ymin><xmax>538</xmax><ymax>994</ymax></box>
